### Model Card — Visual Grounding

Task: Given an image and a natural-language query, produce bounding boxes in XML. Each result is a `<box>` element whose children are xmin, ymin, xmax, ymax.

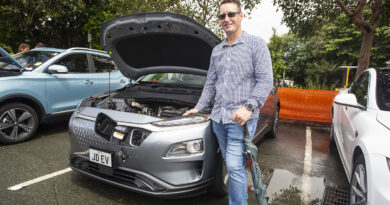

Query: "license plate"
<box><xmin>89</xmin><ymin>148</ymin><xmax>112</xmax><ymax>167</ymax></box>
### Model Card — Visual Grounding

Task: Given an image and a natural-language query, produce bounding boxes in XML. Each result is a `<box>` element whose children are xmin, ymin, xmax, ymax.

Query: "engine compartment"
<box><xmin>96</xmin><ymin>97</ymin><xmax>191</xmax><ymax>118</ymax></box>
<box><xmin>82</xmin><ymin>84</ymin><xmax>204</xmax><ymax>118</ymax></box>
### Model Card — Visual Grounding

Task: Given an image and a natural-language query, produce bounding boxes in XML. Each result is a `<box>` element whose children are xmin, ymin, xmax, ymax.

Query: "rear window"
<box><xmin>376</xmin><ymin>70</ymin><xmax>390</xmax><ymax>111</ymax></box>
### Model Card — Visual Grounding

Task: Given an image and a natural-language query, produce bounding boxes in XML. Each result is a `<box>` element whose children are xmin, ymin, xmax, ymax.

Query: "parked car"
<box><xmin>68</xmin><ymin>12</ymin><xmax>280</xmax><ymax>198</ymax></box>
<box><xmin>0</xmin><ymin>47</ymin><xmax>128</xmax><ymax>144</ymax></box>
<box><xmin>331</xmin><ymin>68</ymin><xmax>390</xmax><ymax>204</ymax></box>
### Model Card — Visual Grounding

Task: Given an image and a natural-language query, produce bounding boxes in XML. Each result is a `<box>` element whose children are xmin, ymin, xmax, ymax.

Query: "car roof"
<box><xmin>30</xmin><ymin>47</ymin><xmax>108</xmax><ymax>55</ymax></box>
<box><xmin>30</xmin><ymin>47</ymin><xmax>66</xmax><ymax>53</ymax></box>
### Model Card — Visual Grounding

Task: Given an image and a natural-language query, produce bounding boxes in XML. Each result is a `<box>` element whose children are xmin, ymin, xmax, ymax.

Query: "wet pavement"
<box><xmin>255</xmin><ymin>124</ymin><xmax>349</xmax><ymax>205</ymax></box>
<box><xmin>0</xmin><ymin>121</ymin><xmax>349</xmax><ymax>205</ymax></box>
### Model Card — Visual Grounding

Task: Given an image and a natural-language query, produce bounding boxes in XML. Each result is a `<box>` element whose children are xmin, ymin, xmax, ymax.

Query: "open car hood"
<box><xmin>0</xmin><ymin>47</ymin><xmax>24</xmax><ymax>71</ymax></box>
<box><xmin>100</xmin><ymin>12</ymin><xmax>221</xmax><ymax>79</ymax></box>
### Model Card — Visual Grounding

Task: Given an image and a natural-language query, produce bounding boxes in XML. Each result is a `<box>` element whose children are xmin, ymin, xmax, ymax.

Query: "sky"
<box><xmin>241</xmin><ymin>0</ymin><xmax>289</xmax><ymax>43</ymax></box>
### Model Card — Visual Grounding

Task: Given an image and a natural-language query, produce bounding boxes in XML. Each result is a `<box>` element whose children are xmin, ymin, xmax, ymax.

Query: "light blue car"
<box><xmin>0</xmin><ymin>47</ymin><xmax>129</xmax><ymax>144</ymax></box>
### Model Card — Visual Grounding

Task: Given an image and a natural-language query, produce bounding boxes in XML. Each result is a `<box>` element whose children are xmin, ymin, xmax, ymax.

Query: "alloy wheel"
<box><xmin>0</xmin><ymin>107</ymin><xmax>35</xmax><ymax>141</ymax></box>
<box><xmin>350</xmin><ymin>160</ymin><xmax>367</xmax><ymax>204</ymax></box>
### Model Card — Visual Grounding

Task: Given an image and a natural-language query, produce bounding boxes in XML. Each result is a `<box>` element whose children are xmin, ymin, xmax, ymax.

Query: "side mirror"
<box><xmin>48</xmin><ymin>64</ymin><xmax>68</xmax><ymax>74</ymax></box>
<box><xmin>334</xmin><ymin>93</ymin><xmax>366</xmax><ymax>110</ymax></box>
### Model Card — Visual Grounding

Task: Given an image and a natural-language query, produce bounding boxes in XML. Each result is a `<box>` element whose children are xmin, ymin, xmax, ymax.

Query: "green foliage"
<box><xmin>268</xmin><ymin>11</ymin><xmax>390</xmax><ymax>90</ymax></box>
<box><xmin>0</xmin><ymin>0</ymin><xmax>265</xmax><ymax>51</ymax></box>
<box><xmin>274</xmin><ymin>0</ymin><xmax>389</xmax><ymax>78</ymax></box>
<box><xmin>268</xmin><ymin>28</ymin><xmax>287</xmax><ymax>79</ymax></box>
<box><xmin>274</xmin><ymin>0</ymin><xmax>389</xmax><ymax>37</ymax></box>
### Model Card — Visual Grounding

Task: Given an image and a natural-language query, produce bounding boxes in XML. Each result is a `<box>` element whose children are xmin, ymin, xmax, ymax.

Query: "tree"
<box><xmin>0</xmin><ymin>0</ymin><xmax>94</xmax><ymax>50</ymax></box>
<box><xmin>268</xmin><ymin>28</ymin><xmax>287</xmax><ymax>79</ymax></box>
<box><xmin>0</xmin><ymin>0</ymin><xmax>266</xmax><ymax>52</ymax></box>
<box><xmin>274</xmin><ymin>0</ymin><xmax>390</xmax><ymax>79</ymax></box>
<box><xmin>0</xmin><ymin>0</ymin><xmax>186</xmax><ymax>51</ymax></box>
<box><xmin>267</xmin><ymin>13</ymin><xmax>390</xmax><ymax>90</ymax></box>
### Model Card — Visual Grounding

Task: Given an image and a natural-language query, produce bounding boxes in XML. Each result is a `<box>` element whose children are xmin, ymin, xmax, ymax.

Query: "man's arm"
<box><xmin>247</xmin><ymin>39</ymin><xmax>273</xmax><ymax>109</ymax></box>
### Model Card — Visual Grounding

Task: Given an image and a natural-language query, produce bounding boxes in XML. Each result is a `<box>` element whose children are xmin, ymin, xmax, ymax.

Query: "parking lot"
<box><xmin>0</xmin><ymin>120</ymin><xmax>349</xmax><ymax>205</ymax></box>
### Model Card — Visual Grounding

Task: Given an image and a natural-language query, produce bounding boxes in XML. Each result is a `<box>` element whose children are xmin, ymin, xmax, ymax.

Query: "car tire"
<box><xmin>0</xmin><ymin>103</ymin><xmax>39</xmax><ymax>144</ymax></box>
<box><xmin>266</xmin><ymin>105</ymin><xmax>279</xmax><ymax>138</ymax></box>
<box><xmin>210</xmin><ymin>153</ymin><xmax>228</xmax><ymax>196</ymax></box>
<box><xmin>349</xmin><ymin>154</ymin><xmax>367</xmax><ymax>204</ymax></box>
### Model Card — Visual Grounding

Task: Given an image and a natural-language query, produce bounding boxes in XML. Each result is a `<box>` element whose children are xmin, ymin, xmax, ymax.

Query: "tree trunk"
<box><xmin>355</xmin><ymin>29</ymin><xmax>375</xmax><ymax>79</ymax></box>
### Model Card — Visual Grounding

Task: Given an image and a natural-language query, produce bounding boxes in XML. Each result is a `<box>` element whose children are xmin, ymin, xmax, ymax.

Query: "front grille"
<box><xmin>71</xmin><ymin>157</ymin><xmax>166</xmax><ymax>192</ymax></box>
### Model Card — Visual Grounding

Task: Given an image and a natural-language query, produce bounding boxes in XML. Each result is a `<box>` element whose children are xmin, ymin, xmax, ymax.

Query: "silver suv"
<box><xmin>68</xmin><ymin>12</ymin><xmax>280</xmax><ymax>198</ymax></box>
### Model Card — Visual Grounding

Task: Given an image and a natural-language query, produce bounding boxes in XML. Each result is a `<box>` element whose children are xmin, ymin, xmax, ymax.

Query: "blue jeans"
<box><xmin>212</xmin><ymin>118</ymin><xmax>258</xmax><ymax>205</ymax></box>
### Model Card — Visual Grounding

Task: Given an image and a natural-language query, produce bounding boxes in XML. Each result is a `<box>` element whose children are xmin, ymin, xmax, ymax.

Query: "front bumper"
<box><xmin>68</xmin><ymin>112</ymin><xmax>218</xmax><ymax>198</ymax></box>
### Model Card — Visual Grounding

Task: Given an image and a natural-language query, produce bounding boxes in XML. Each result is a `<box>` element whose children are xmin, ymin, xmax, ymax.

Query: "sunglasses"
<box><xmin>218</xmin><ymin>12</ymin><xmax>241</xmax><ymax>20</ymax></box>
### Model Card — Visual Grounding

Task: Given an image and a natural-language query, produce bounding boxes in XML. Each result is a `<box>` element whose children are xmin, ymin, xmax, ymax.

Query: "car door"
<box><xmin>45</xmin><ymin>53</ymin><xmax>98</xmax><ymax>114</ymax></box>
<box><xmin>255</xmin><ymin>86</ymin><xmax>279</xmax><ymax>139</ymax></box>
<box><xmin>88</xmin><ymin>54</ymin><xmax>128</xmax><ymax>92</ymax></box>
<box><xmin>340</xmin><ymin>72</ymin><xmax>370</xmax><ymax>170</ymax></box>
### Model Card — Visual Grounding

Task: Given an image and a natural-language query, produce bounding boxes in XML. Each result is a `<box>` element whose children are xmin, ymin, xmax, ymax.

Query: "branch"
<box><xmin>336</xmin><ymin>0</ymin><xmax>373</xmax><ymax>32</ymax></box>
<box><xmin>352</xmin><ymin>0</ymin><xmax>367</xmax><ymax>17</ymax></box>
<box><xmin>370</xmin><ymin>0</ymin><xmax>384</xmax><ymax>25</ymax></box>
<box><xmin>335</xmin><ymin>0</ymin><xmax>352</xmax><ymax>16</ymax></box>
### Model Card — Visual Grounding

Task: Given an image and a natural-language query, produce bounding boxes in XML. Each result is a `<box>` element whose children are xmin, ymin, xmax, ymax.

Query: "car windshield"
<box><xmin>377</xmin><ymin>70</ymin><xmax>390</xmax><ymax>111</ymax></box>
<box><xmin>12</xmin><ymin>50</ymin><xmax>60</xmax><ymax>71</ymax></box>
<box><xmin>139</xmin><ymin>73</ymin><xmax>206</xmax><ymax>86</ymax></box>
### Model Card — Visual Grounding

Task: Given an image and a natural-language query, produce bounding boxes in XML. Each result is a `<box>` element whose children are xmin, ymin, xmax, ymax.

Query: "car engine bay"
<box><xmin>81</xmin><ymin>84</ymin><xmax>205</xmax><ymax>118</ymax></box>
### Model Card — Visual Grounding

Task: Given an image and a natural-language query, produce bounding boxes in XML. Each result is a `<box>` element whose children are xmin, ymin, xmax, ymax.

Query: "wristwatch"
<box><xmin>244</xmin><ymin>103</ymin><xmax>254</xmax><ymax>112</ymax></box>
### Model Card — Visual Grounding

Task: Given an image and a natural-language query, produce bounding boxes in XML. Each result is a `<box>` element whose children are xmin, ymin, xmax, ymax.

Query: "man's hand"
<box><xmin>232</xmin><ymin>106</ymin><xmax>253</xmax><ymax>126</ymax></box>
<box><xmin>182</xmin><ymin>108</ymin><xmax>199</xmax><ymax>116</ymax></box>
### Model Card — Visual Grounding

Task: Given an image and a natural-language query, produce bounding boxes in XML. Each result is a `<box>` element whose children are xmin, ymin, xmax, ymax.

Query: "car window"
<box><xmin>91</xmin><ymin>55</ymin><xmax>115</xmax><ymax>73</ymax></box>
<box><xmin>376</xmin><ymin>70</ymin><xmax>390</xmax><ymax>111</ymax></box>
<box><xmin>55</xmin><ymin>54</ymin><xmax>88</xmax><ymax>73</ymax></box>
<box><xmin>350</xmin><ymin>72</ymin><xmax>369</xmax><ymax>106</ymax></box>
<box><xmin>12</xmin><ymin>51</ymin><xmax>60</xmax><ymax>71</ymax></box>
<box><xmin>140</xmin><ymin>73</ymin><xmax>206</xmax><ymax>86</ymax></box>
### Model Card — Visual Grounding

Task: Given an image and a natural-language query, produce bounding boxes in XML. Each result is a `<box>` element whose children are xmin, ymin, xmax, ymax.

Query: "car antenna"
<box><xmin>106</xmin><ymin>50</ymin><xmax>115</xmax><ymax>109</ymax></box>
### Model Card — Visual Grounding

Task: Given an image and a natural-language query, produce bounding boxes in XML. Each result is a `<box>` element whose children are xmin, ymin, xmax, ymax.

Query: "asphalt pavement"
<box><xmin>0</xmin><ymin>120</ymin><xmax>349</xmax><ymax>205</ymax></box>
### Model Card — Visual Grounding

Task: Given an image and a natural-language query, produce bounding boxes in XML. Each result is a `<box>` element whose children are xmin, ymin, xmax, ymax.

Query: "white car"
<box><xmin>331</xmin><ymin>68</ymin><xmax>390</xmax><ymax>204</ymax></box>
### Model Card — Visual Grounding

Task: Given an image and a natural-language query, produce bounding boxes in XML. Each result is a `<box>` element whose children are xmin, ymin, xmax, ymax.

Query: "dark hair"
<box><xmin>35</xmin><ymin>42</ymin><xmax>47</xmax><ymax>48</ymax></box>
<box><xmin>220</xmin><ymin>0</ymin><xmax>242</xmax><ymax>12</ymax></box>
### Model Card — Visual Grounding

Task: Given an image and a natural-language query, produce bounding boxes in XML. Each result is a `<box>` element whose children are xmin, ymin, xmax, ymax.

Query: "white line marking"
<box><xmin>7</xmin><ymin>167</ymin><xmax>72</xmax><ymax>191</ymax></box>
<box><xmin>302</xmin><ymin>126</ymin><xmax>312</xmax><ymax>205</ymax></box>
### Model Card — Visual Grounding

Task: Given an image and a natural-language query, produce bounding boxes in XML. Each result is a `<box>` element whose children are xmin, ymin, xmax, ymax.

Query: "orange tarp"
<box><xmin>278</xmin><ymin>87</ymin><xmax>338</xmax><ymax>123</ymax></box>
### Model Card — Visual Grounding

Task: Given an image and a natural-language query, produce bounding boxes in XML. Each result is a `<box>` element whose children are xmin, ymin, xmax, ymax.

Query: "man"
<box><xmin>183</xmin><ymin>0</ymin><xmax>273</xmax><ymax>204</ymax></box>
<box><xmin>34</xmin><ymin>42</ymin><xmax>46</xmax><ymax>48</ymax></box>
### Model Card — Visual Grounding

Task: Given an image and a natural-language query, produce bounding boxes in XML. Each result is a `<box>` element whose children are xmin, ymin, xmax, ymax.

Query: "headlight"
<box><xmin>165</xmin><ymin>139</ymin><xmax>203</xmax><ymax>158</ymax></box>
<box><xmin>152</xmin><ymin>114</ymin><xmax>209</xmax><ymax>127</ymax></box>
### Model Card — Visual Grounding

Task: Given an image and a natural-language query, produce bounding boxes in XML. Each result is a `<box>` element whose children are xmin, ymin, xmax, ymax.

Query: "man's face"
<box><xmin>219</xmin><ymin>3</ymin><xmax>243</xmax><ymax>35</ymax></box>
